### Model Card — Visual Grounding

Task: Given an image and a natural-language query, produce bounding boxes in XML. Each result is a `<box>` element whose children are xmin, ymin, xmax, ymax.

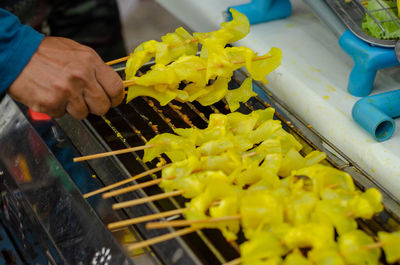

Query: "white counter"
<box><xmin>157</xmin><ymin>0</ymin><xmax>400</xmax><ymax>200</ymax></box>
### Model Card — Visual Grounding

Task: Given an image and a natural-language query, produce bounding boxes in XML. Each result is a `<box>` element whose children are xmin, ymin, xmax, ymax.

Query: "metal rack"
<box><xmin>57</xmin><ymin>67</ymin><xmax>400</xmax><ymax>264</ymax></box>
<box><xmin>325</xmin><ymin>0</ymin><xmax>399</xmax><ymax>47</ymax></box>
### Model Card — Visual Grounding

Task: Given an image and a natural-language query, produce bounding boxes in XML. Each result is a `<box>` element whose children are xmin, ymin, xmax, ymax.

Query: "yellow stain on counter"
<box><xmin>285</xmin><ymin>24</ymin><xmax>294</xmax><ymax>28</ymax></box>
<box><xmin>309</xmin><ymin>66</ymin><xmax>321</xmax><ymax>73</ymax></box>
<box><xmin>371</xmin><ymin>168</ymin><xmax>375</xmax><ymax>173</ymax></box>
<box><xmin>326</xmin><ymin>84</ymin><xmax>336</xmax><ymax>92</ymax></box>
<box><xmin>323</xmin><ymin>95</ymin><xmax>330</xmax><ymax>100</ymax></box>
<box><xmin>366</xmin><ymin>139</ymin><xmax>372</xmax><ymax>143</ymax></box>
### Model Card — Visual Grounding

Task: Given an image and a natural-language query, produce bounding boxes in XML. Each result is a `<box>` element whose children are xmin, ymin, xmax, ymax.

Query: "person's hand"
<box><xmin>7</xmin><ymin>36</ymin><xmax>124</xmax><ymax>119</ymax></box>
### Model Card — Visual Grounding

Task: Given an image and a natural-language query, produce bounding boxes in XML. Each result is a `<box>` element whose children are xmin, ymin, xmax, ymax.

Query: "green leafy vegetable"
<box><xmin>362</xmin><ymin>0</ymin><xmax>400</xmax><ymax>39</ymax></box>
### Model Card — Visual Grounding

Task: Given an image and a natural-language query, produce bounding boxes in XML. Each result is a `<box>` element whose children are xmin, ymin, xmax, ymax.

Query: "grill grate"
<box><xmin>78</xmin><ymin>68</ymin><xmax>400</xmax><ymax>264</ymax></box>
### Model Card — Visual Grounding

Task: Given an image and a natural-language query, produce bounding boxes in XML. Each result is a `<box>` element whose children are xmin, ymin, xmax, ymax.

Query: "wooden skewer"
<box><xmin>106</xmin><ymin>56</ymin><xmax>130</xmax><ymax>66</ymax></box>
<box><xmin>102</xmin><ymin>175</ymin><xmax>176</xmax><ymax>199</ymax></box>
<box><xmin>223</xmin><ymin>258</ymin><xmax>241</xmax><ymax>265</ymax></box>
<box><xmin>108</xmin><ymin>208</ymin><xmax>187</xmax><ymax>230</ymax></box>
<box><xmin>125</xmin><ymin>226</ymin><xmax>198</xmax><ymax>252</ymax></box>
<box><xmin>122</xmin><ymin>54</ymin><xmax>273</xmax><ymax>87</ymax></box>
<box><xmin>83</xmin><ymin>165</ymin><xmax>169</xmax><ymax>198</ymax></box>
<box><xmin>113</xmin><ymin>190</ymin><xmax>184</xmax><ymax>210</ymax></box>
<box><xmin>362</xmin><ymin>241</ymin><xmax>384</xmax><ymax>250</ymax></box>
<box><xmin>123</xmin><ymin>79</ymin><xmax>137</xmax><ymax>88</ymax></box>
<box><xmin>146</xmin><ymin>215</ymin><xmax>241</xmax><ymax>230</ymax></box>
<box><xmin>74</xmin><ymin>144</ymin><xmax>156</xmax><ymax>162</ymax></box>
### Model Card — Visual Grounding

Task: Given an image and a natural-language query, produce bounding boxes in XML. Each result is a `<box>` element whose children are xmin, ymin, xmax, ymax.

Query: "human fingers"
<box><xmin>65</xmin><ymin>94</ymin><xmax>89</xmax><ymax>120</ymax></box>
<box><xmin>94</xmin><ymin>59</ymin><xmax>124</xmax><ymax>107</ymax></box>
<box><xmin>83</xmin><ymin>79</ymin><xmax>112</xmax><ymax>116</ymax></box>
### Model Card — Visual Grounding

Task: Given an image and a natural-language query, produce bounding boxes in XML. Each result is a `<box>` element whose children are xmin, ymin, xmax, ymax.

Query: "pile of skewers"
<box><xmin>76</xmin><ymin>7</ymin><xmax>400</xmax><ymax>265</ymax></box>
<box><xmin>75</xmin><ymin>108</ymin><xmax>400</xmax><ymax>265</ymax></box>
<box><xmin>107</xmin><ymin>8</ymin><xmax>282</xmax><ymax>111</ymax></box>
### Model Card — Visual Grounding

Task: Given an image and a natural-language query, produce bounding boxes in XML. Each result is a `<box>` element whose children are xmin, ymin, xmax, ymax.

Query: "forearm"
<box><xmin>0</xmin><ymin>8</ymin><xmax>44</xmax><ymax>93</ymax></box>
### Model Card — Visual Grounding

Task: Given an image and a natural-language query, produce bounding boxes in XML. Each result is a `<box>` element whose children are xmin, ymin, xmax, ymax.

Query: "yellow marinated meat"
<box><xmin>226</xmin><ymin>111</ymin><xmax>259</xmax><ymax>135</ymax></box>
<box><xmin>283</xmin><ymin>222</ymin><xmax>336</xmax><ymax>250</ymax></box>
<box><xmin>126</xmin><ymin>84</ymin><xmax>179</xmax><ymax>106</ymax></box>
<box><xmin>308</xmin><ymin>248</ymin><xmax>346</xmax><ymax>265</ymax></box>
<box><xmin>196</xmin><ymin>76</ymin><xmax>231</xmax><ymax>106</ymax></box>
<box><xmin>282</xmin><ymin>249</ymin><xmax>313</xmax><ymax>265</ymax></box>
<box><xmin>170</xmin><ymin>55</ymin><xmax>207</xmax><ymax>86</ymax></box>
<box><xmin>142</xmin><ymin>133</ymin><xmax>195</xmax><ymax>162</ymax></box>
<box><xmin>285</xmin><ymin>191</ymin><xmax>319</xmax><ymax>226</ymax></box>
<box><xmin>156</xmin><ymin>27</ymin><xmax>198</xmax><ymax>65</ymax></box>
<box><xmin>240</xmin><ymin>231</ymin><xmax>286</xmax><ymax>264</ymax></box>
<box><xmin>348</xmin><ymin>188</ymin><xmax>383</xmax><ymax>219</ymax></box>
<box><xmin>233</xmin><ymin>165</ymin><xmax>280</xmax><ymax>189</ymax></box>
<box><xmin>226</xmin><ymin>77</ymin><xmax>257</xmax><ymax>111</ymax></box>
<box><xmin>279</xmin><ymin>149</ymin><xmax>326</xmax><ymax>177</ymax></box>
<box><xmin>184</xmin><ymin>179</ymin><xmax>240</xmax><ymax>240</ymax></box>
<box><xmin>251</xmin><ymin>139</ymin><xmax>282</xmax><ymax>174</ymax></box>
<box><xmin>311</xmin><ymin>199</ymin><xmax>358</xmax><ymax>235</ymax></box>
<box><xmin>194</xmin><ymin>8</ymin><xmax>250</xmax><ymax>47</ymax></box>
<box><xmin>161</xmin><ymin>170</ymin><xmax>229</xmax><ymax>199</ymax></box>
<box><xmin>125</xmin><ymin>40</ymin><xmax>158</xmax><ymax>80</ymax></box>
<box><xmin>124</xmin><ymin>9</ymin><xmax>282</xmax><ymax>108</ymax></box>
<box><xmin>378</xmin><ymin>231</ymin><xmax>400</xmax><ymax>263</ymax></box>
<box><xmin>288</xmin><ymin>164</ymin><xmax>356</xmax><ymax>196</ymax></box>
<box><xmin>245</xmin><ymin>47</ymin><xmax>282</xmax><ymax>84</ymax></box>
<box><xmin>338</xmin><ymin>230</ymin><xmax>380</xmax><ymax>265</ymax></box>
<box><xmin>240</xmin><ymin>191</ymin><xmax>284</xmax><ymax>238</ymax></box>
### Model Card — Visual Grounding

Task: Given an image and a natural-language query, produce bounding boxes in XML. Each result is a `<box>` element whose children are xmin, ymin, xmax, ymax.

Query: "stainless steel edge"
<box><xmin>0</xmin><ymin>95</ymin><xmax>134</xmax><ymax>265</ymax></box>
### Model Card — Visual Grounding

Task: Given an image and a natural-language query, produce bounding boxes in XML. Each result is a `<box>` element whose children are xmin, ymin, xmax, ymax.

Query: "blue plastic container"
<box><xmin>227</xmin><ymin>0</ymin><xmax>292</xmax><ymax>25</ymax></box>
<box><xmin>352</xmin><ymin>89</ymin><xmax>400</xmax><ymax>141</ymax></box>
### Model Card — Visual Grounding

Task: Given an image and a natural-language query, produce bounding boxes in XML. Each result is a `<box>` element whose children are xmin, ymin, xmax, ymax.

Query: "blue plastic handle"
<box><xmin>227</xmin><ymin>0</ymin><xmax>292</xmax><ymax>25</ymax></box>
<box><xmin>352</xmin><ymin>89</ymin><xmax>400</xmax><ymax>141</ymax></box>
<box><xmin>339</xmin><ymin>30</ymin><xmax>400</xmax><ymax>97</ymax></box>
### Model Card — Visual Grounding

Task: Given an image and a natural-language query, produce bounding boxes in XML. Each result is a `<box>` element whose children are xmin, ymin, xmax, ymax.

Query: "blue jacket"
<box><xmin>0</xmin><ymin>8</ymin><xmax>44</xmax><ymax>94</ymax></box>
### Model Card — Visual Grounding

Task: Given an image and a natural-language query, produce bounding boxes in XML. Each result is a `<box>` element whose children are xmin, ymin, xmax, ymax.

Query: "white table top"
<box><xmin>157</xmin><ymin>0</ymin><xmax>400</xmax><ymax>200</ymax></box>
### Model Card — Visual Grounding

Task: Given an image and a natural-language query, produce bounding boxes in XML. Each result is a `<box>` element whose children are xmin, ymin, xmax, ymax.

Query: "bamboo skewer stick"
<box><xmin>108</xmin><ymin>208</ymin><xmax>187</xmax><ymax>230</ymax></box>
<box><xmin>113</xmin><ymin>190</ymin><xmax>184</xmax><ymax>209</ymax></box>
<box><xmin>223</xmin><ymin>258</ymin><xmax>241</xmax><ymax>265</ymax></box>
<box><xmin>83</xmin><ymin>165</ymin><xmax>169</xmax><ymax>198</ymax></box>
<box><xmin>102</xmin><ymin>175</ymin><xmax>176</xmax><ymax>199</ymax></box>
<box><xmin>125</xmin><ymin>226</ymin><xmax>198</xmax><ymax>252</ymax></box>
<box><xmin>362</xmin><ymin>241</ymin><xmax>385</xmax><ymax>250</ymax></box>
<box><xmin>106</xmin><ymin>56</ymin><xmax>130</xmax><ymax>66</ymax></box>
<box><xmin>146</xmin><ymin>215</ymin><xmax>241</xmax><ymax>230</ymax></box>
<box><xmin>74</xmin><ymin>144</ymin><xmax>155</xmax><ymax>162</ymax></box>
<box><xmin>122</xmin><ymin>54</ymin><xmax>273</xmax><ymax>88</ymax></box>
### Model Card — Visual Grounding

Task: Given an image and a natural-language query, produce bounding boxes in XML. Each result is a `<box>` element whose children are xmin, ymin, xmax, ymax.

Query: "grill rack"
<box><xmin>57</xmin><ymin>65</ymin><xmax>400</xmax><ymax>264</ymax></box>
<box><xmin>325</xmin><ymin>0</ymin><xmax>400</xmax><ymax>47</ymax></box>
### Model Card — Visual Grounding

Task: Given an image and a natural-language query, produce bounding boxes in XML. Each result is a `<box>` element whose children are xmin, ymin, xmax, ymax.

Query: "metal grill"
<box><xmin>54</xmin><ymin>66</ymin><xmax>400</xmax><ymax>264</ymax></box>
<box><xmin>325</xmin><ymin>0</ymin><xmax>400</xmax><ymax>47</ymax></box>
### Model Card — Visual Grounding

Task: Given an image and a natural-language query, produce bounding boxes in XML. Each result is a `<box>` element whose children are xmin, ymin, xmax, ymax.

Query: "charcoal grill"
<box><xmin>1</xmin><ymin>64</ymin><xmax>400</xmax><ymax>264</ymax></box>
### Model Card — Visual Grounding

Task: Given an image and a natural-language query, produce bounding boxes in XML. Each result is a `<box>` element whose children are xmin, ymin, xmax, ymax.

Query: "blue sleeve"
<box><xmin>0</xmin><ymin>8</ymin><xmax>44</xmax><ymax>93</ymax></box>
